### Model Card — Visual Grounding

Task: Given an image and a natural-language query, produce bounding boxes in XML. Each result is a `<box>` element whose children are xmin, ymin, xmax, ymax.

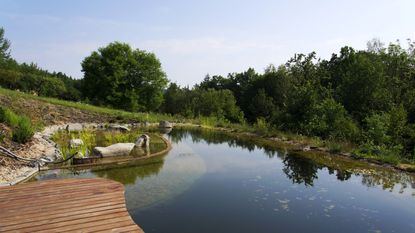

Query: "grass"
<box><xmin>352</xmin><ymin>144</ymin><xmax>403</xmax><ymax>165</ymax></box>
<box><xmin>0</xmin><ymin>87</ymin><xmax>176</xmax><ymax>123</ymax></box>
<box><xmin>0</xmin><ymin>106</ymin><xmax>34</xmax><ymax>143</ymax></box>
<box><xmin>52</xmin><ymin>128</ymin><xmax>167</xmax><ymax>159</ymax></box>
<box><xmin>12</xmin><ymin>116</ymin><xmax>34</xmax><ymax>143</ymax></box>
<box><xmin>0</xmin><ymin>107</ymin><xmax>19</xmax><ymax>128</ymax></box>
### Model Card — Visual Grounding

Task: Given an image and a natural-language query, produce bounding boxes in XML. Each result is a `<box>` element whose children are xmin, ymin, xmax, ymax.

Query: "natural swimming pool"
<box><xmin>33</xmin><ymin>128</ymin><xmax>415</xmax><ymax>233</ymax></box>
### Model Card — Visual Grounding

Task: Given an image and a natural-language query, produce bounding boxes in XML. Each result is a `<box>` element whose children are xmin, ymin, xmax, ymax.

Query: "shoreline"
<box><xmin>0</xmin><ymin>122</ymin><xmax>170</xmax><ymax>185</ymax></box>
<box><xmin>2</xmin><ymin>122</ymin><xmax>414</xmax><ymax>186</ymax></box>
<box><xmin>173</xmin><ymin>123</ymin><xmax>415</xmax><ymax>174</ymax></box>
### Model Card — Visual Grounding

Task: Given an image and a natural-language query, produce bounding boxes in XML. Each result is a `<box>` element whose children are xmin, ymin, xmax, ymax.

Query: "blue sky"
<box><xmin>1</xmin><ymin>0</ymin><xmax>414</xmax><ymax>86</ymax></box>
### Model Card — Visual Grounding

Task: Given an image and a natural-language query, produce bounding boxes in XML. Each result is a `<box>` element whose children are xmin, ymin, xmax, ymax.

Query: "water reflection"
<box><xmin>282</xmin><ymin>153</ymin><xmax>321</xmax><ymax>186</ymax></box>
<box><xmin>171</xmin><ymin>127</ymin><xmax>415</xmax><ymax>194</ymax></box>
<box><xmin>170</xmin><ymin>127</ymin><xmax>280</xmax><ymax>157</ymax></box>
<box><xmin>93</xmin><ymin>158</ymin><xmax>164</xmax><ymax>185</ymax></box>
<box><xmin>125</xmin><ymin>143</ymin><xmax>207</xmax><ymax>210</ymax></box>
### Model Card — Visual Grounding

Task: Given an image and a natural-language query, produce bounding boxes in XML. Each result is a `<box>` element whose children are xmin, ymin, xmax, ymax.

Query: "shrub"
<box><xmin>327</xmin><ymin>141</ymin><xmax>342</xmax><ymax>154</ymax></box>
<box><xmin>12</xmin><ymin>116</ymin><xmax>34</xmax><ymax>143</ymax></box>
<box><xmin>254</xmin><ymin>117</ymin><xmax>271</xmax><ymax>134</ymax></box>
<box><xmin>353</xmin><ymin>143</ymin><xmax>403</xmax><ymax>165</ymax></box>
<box><xmin>364</xmin><ymin>113</ymin><xmax>391</xmax><ymax>145</ymax></box>
<box><xmin>307</xmin><ymin>98</ymin><xmax>359</xmax><ymax>141</ymax></box>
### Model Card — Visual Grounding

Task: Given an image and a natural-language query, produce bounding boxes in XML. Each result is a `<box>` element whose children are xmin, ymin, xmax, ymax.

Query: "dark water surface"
<box><xmin>34</xmin><ymin>128</ymin><xmax>415</xmax><ymax>233</ymax></box>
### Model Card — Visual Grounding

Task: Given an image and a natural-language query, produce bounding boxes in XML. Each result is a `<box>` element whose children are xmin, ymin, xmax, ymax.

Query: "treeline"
<box><xmin>161</xmin><ymin>39</ymin><xmax>415</xmax><ymax>161</ymax></box>
<box><xmin>0</xmin><ymin>61</ymin><xmax>82</xmax><ymax>101</ymax></box>
<box><xmin>0</xmin><ymin>29</ymin><xmax>82</xmax><ymax>101</ymax></box>
<box><xmin>1</xmin><ymin>26</ymin><xmax>415</xmax><ymax>161</ymax></box>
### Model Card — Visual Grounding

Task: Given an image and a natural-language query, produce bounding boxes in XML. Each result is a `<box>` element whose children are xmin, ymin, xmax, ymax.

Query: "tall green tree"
<box><xmin>81</xmin><ymin>42</ymin><xmax>168</xmax><ymax>112</ymax></box>
<box><xmin>0</xmin><ymin>27</ymin><xmax>11</xmax><ymax>61</ymax></box>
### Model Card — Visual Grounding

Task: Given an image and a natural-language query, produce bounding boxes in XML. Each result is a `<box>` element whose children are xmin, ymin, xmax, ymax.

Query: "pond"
<box><xmin>33</xmin><ymin>128</ymin><xmax>415</xmax><ymax>233</ymax></box>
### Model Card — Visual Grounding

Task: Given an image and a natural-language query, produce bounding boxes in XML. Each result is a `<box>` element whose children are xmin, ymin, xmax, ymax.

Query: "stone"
<box><xmin>302</xmin><ymin>145</ymin><xmax>311</xmax><ymax>152</ymax></box>
<box><xmin>93</xmin><ymin>143</ymin><xmax>135</xmax><ymax>157</ymax></box>
<box><xmin>108</xmin><ymin>124</ymin><xmax>130</xmax><ymax>132</ymax></box>
<box><xmin>66</xmin><ymin>123</ymin><xmax>83</xmax><ymax>132</ymax></box>
<box><xmin>69</xmin><ymin>139</ymin><xmax>84</xmax><ymax>149</ymax></box>
<box><xmin>159</xmin><ymin>127</ymin><xmax>172</xmax><ymax>134</ymax></box>
<box><xmin>159</xmin><ymin>121</ymin><xmax>173</xmax><ymax>128</ymax></box>
<box><xmin>135</xmin><ymin>134</ymin><xmax>150</xmax><ymax>147</ymax></box>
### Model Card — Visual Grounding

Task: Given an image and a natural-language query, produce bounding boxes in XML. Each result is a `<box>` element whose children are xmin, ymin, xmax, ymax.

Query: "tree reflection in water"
<box><xmin>171</xmin><ymin>127</ymin><xmax>415</xmax><ymax>193</ymax></box>
<box><xmin>282</xmin><ymin>154</ymin><xmax>321</xmax><ymax>186</ymax></box>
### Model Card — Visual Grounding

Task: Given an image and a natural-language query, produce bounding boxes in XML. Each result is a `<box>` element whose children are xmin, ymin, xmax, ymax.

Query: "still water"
<box><xmin>34</xmin><ymin>128</ymin><xmax>415</xmax><ymax>233</ymax></box>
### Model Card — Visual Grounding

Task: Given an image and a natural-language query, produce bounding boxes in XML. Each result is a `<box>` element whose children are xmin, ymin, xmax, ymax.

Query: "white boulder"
<box><xmin>69</xmin><ymin>139</ymin><xmax>84</xmax><ymax>149</ymax></box>
<box><xmin>94</xmin><ymin>143</ymin><xmax>135</xmax><ymax>157</ymax></box>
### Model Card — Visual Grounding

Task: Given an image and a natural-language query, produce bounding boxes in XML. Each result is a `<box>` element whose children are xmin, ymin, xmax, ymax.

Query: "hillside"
<box><xmin>0</xmin><ymin>87</ymin><xmax>173</xmax><ymax>182</ymax></box>
<box><xmin>0</xmin><ymin>87</ymin><xmax>173</xmax><ymax>126</ymax></box>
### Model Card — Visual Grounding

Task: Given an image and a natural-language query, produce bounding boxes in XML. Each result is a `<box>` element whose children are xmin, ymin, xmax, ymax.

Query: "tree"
<box><xmin>192</xmin><ymin>89</ymin><xmax>244</xmax><ymax>123</ymax></box>
<box><xmin>0</xmin><ymin>27</ymin><xmax>11</xmax><ymax>61</ymax></box>
<box><xmin>307</xmin><ymin>98</ymin><xmax>359</xmax><ymax>140</ymax></box>
<box><xmin>81</xmin><ymin>42</ymin><xmax>168</xmax><ymax>112</ymax></box>
<box><xmin>247</xmin><ymin>89</ymin><xmax>276</xmax><ymax>122</ymax></box>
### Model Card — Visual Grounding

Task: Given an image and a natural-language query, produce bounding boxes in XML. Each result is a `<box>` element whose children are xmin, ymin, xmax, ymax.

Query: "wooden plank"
<box><xmin>1</xmin><ymin>208</ymin><xmax>127</xmax><ymax>231</ymax></box>
<box><xmin>0</xmin><ymin>180</ymin><xmax>121</xmax><ymax>199</ymax></box>
<box><xmin>72</xmin><ymin>220</ymin><xmax>141</xmax><ymax>233</ymax></box>
<box><xmin>1</xmin><ymin>193</ymin><xmax>124</xmax><ymax>215</ymax></box>
<box><xmin>0</xmin><ymin>187</ymin><xmax>123</xmax><ymax>209</ymax></box>
<box><xmin>0</xmin><ymin>178</ymin><xmax>109</xmax><ymax>194</ymax></box>
<box><xmin>0</xmin><ymin>178</ymin><xmax>143</xmax><ymax>233</ymax></box>
<box><xmin>0</xmin><ymin>198</ymin><xmax>126</xmax><ymax>223</ymax></box>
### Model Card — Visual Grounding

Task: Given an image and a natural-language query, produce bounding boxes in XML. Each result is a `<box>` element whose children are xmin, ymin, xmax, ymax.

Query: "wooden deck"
<box><xmin>0</xmin><ymin>178</ymin><xmax>144</xmax><ymax>232</ymax></box>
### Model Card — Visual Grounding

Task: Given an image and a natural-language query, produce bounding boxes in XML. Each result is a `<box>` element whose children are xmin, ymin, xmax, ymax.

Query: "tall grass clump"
<box><xmin>0</xmin><ymin>106</ymin><xmax>34</xmax><ymax>143</ymax></box>
<box><xmin>12</xmin><ymin>116</ymin><xmax>34</xmax><ymax>143</ymax></box>
<box><xmin>0</xmin><ymin>106</ymin><xmax>20</xmax><ymax>128</ymax></box>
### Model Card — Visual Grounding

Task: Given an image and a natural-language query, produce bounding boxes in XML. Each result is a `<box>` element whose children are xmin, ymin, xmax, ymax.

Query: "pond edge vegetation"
<box><xmin>0</xmin><ymin>122</ymin><xmax>172</xmax><ymax>185</ymax></box>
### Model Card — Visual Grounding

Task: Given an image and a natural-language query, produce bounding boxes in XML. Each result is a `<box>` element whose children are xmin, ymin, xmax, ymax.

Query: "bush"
<box><xmin>307</xmin><ymin>99</ymin><xmax>359</xmax><ymax>140</ymax></box>
<box><xmin>364</xmin><ymin>113</ymin><xmax>391</xmax><ymax>145</ymax></box>
<box><xmin>12</xmin><ymin>116</ymin><xmax>33</xmax><ymax>143</ymax></box>
<box><xmin>353</xmin><ymin>143</ymin><xmax>403</xmax><ymax>165</ymax></box>
<box><xmin>254</xmin><ymin>117</ymin><xmax>271</xmax><ymax>134</ymax></box>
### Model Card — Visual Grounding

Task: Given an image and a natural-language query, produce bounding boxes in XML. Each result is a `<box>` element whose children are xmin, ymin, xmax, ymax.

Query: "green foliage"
<box><xmin>0</xmin><ymin>27</ymin><xmax>11</xmax><ymax>60</ymax></box>
<box><xmin>12</xmin><ymin>116</ymin><xmax>34</xmax><ymax>143</ymax></box>
<box><xmin>0</xmin><ymin>106</ymin><xmax>19</xmax><ymax>128</ymax></box>
<box><xmin>388</xmin><ymin>105</ymin><xmax>407</xmax><ymax>144</ymax></box>
<box><xmin>364</xmin><ymin>113</ymin><xmax>391</xmax><ymax>145</ymax></box>
<box><xmin>161</xmin><ymin>85</ymin><xmax>244</xmax><ymax>123</ymax></box>
<box><xmin>353</xmin><ymin>143</ymin><xmax>403</xmax><ymax>165</ymax></box>
<box><xmin>307</xmin><ymin>98</ymin><xmax>359</xmax><ymax>140</ymax></box>
<box><xmin>81</xmin><ymin>42</ymin><xmax>168</xmax><ymax>112</ymax></box>
<box><xmin>0</xmin><ymin>106</ymin><xmax>34</xmax><ymax>143</ymax></box>
<box><xmin>248</xmin><ymin>89</ymin><xmax>276</xmax><ymax>122</ymax></box>
<box><xmin>253</xmin><ymin>117</ymin><xmax>271</xmax><ymax>134</ymax></box>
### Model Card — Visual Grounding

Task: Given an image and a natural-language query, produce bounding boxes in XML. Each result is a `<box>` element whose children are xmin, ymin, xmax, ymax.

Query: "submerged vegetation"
<box><xmin>52</xmin><ymin>128</ymin><xmax>166</xmax><ymax>160</ymax></box>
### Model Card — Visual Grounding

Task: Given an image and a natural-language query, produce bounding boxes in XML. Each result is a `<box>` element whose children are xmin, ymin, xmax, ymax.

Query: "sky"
<box><xmin>0</xmin><ymin>0</ymin><xmax>414</xmax><ymax>86</ymax></box>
